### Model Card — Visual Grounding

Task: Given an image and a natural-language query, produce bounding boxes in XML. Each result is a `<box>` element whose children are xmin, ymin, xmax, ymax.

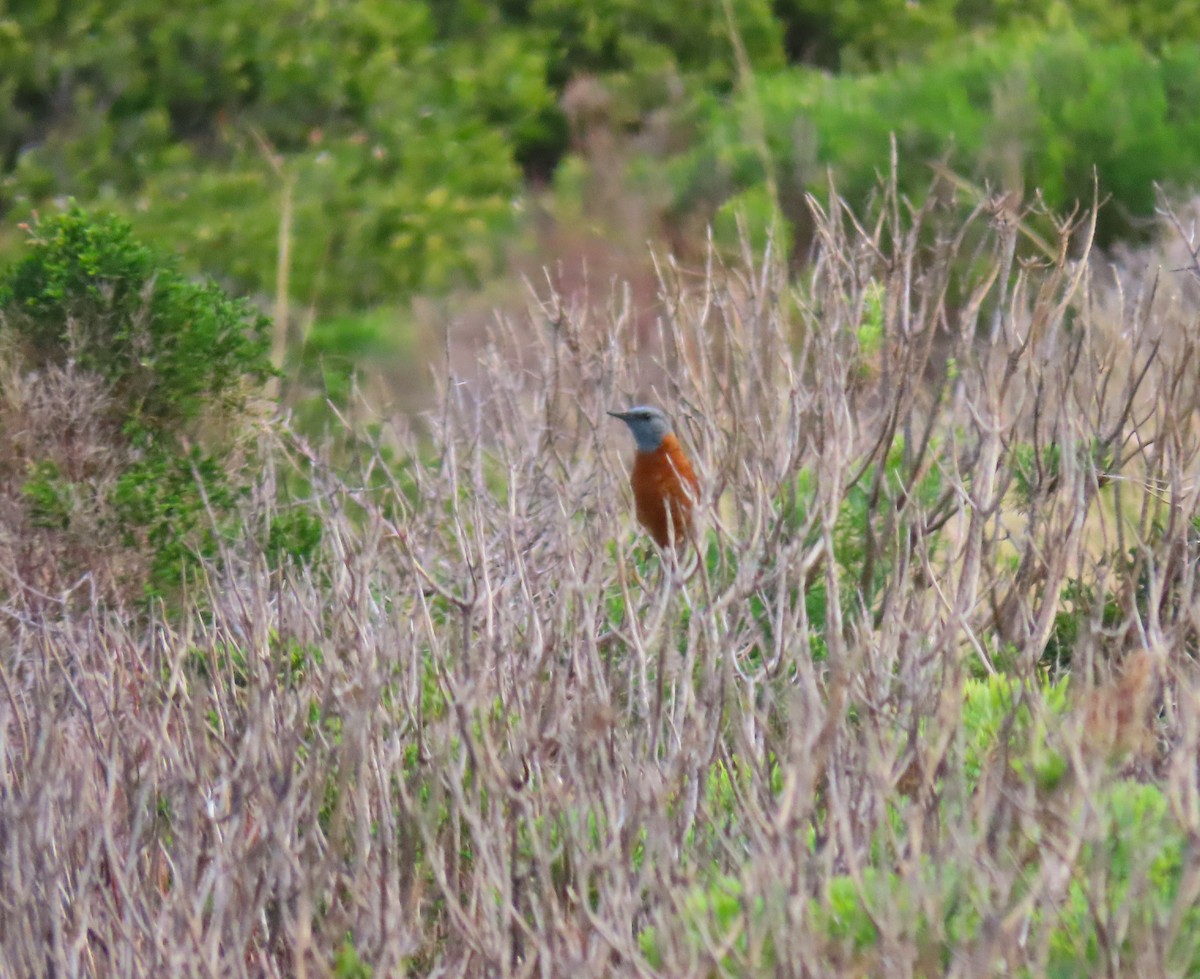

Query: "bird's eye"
<box><xmin>639</xmin><ymin>412</ymin><xmax>651</xmax><ymax>420</ymax></box>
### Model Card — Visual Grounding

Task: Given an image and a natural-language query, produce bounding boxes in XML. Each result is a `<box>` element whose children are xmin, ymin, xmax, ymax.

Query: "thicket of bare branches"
<box><xmin>3</xmin><ymin>186</ymin><xmax>1200</xmax><ymax>977</ymax></box>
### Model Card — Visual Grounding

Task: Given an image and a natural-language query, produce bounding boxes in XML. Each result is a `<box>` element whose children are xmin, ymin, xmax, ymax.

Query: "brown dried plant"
<box><xmin>3</xmin><ymin>182</ymin><xmax>1200</xmax><ymax>977</ymax></box>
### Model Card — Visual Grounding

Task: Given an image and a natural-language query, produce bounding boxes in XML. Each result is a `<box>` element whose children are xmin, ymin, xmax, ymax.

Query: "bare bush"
<box><xmin>3</xmin><ymin>186</ymin><xmax>1200</xmax><ymax>977</ymax></box>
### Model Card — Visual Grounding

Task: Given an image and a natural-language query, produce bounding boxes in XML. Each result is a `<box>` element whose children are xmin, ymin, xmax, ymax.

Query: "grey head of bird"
<box><xmin>608</xmin><ymin>405</ymin><xmax>672</xmax><ymax>453</ymax></box>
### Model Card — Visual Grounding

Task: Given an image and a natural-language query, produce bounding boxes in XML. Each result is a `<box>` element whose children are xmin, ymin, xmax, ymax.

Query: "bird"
<box><xmin>608</xmin><ymin>405</ymin><xmax>700</xmax><ymax>549</ymax></box>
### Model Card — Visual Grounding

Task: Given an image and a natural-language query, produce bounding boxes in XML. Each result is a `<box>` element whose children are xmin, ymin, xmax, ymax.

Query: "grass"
<box><xmin>2</xmin><ymin>183</ymin><xmax>1200</xmax><ymax>976</ymax></box>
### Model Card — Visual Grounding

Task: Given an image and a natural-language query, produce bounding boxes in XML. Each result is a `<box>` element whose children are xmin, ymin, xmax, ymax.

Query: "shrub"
<box><xmin>7</xmin><ymin>175</ymin><xmax>1200</xmax><ymax>977</ymax></box>
<box><xmin>109</xmin><ymin>450</ymin><xmax>241</xmax><ymax>593</ymax></box>
<box><xmin>0</xmin><ymin>206</ymin><xmax>273</xmax><ymax>444</ymax></box>
<box><xmin>676</xmin><ymin>33</ymin><xmax>1200</xmax><ymax>249</ymax></box>
<box><xmin>0</xmin><ymin>0</ymin><xmax>557</xmax><ymax>311</ymax></box>
<box><xmin>770</xmin><ymin>0</ymin><xmax>1200</xmax><ymax>70</ymax></box>
<box><xmin>0</xmin><ymin>207</ymin><xmax>277</xmax><ymax>601</ymax></box>
<box><xmin>530</xmin><ymin>0</ymin><xmax>784</xmax><ymax>92</ymax></box>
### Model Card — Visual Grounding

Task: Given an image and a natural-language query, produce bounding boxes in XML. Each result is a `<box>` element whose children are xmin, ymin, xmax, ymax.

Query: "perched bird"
<box><xmin>608</xmin><ymin>405</ymin><xmax>700</xmax><ymax>549</ymax></box>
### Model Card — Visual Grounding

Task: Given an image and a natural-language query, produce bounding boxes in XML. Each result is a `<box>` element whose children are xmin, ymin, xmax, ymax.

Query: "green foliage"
<box><xmin>14</xmin><ymin>417</ymin><xmax>264</xmax><ymax>600</ymax></box>
<box><xmin>775</xmin><ymin>446</ymin><xmax>945</xmax><ymax>660</ymax></box>
<box><xmin>711</xmin><ymin>184</ymin><xmax>792</xmax><ymax>260</ymax></box>
<box><xmin>960</xmin><ymin>673</ymin><xmax>1069</xmax><ymax>791</ymax></box>
<box><xmin>822</xmin><ymin>873</ymin><xmax>887</xmax><ymax>949</ymax></box>
<box><xmin>332</xmin><ymin>938</ymin><xmax>373</xmax><ymax>979</ymax></box>
<box><xmin>835</xmin><ymin>439</ymin><xmax>945</xmax><ymax>601</ymax></box>
<box><xmin>0</xmin><ymin>206</ymin><xmax>273</xmax><ymax>443</ymax></box>
<box><xmin>276</xmin><ymin>639</ymin><xmax>324</xmax><ymax>688</ymax></box>
<box><xmin>644</xmin><ymin>775</ymin><xmax>1189</xmax><ymax>972</ymax></box>
<box><xmin>770</xmin><ymin>0</ymin><xmax>1200</xmax><ymax>71</ymax></box>
<box><xmin>21</xmin><ymin>460</ymin><xmax>75</xmax><ymax>530</ymax></box>
<box><xmin>530</xmin><ymin>0</ymin><xmax>783</xmax><ymax>94</ymax></box>
<box><xmin>679</xmin><ymin>33</ymin><xmax>1200</xmax><ymax>249</ymax></box>
<box><xmin>855</xmin><ymin>281</ymin><xmax>885</xmax><ymax>369</ymax></box>
<box><xmin>111</xmin><ymin>449</ymin><xmax>241</xmax><ymax>595</ymax></box>
<box><xmin>266</xmin><ymin>507</ymin><xmax>324</xmax><ymax>569</ymax></box>
<box><xmin>186</xmin><ymin>642</ymin><xmax>249</xmax><ymax>690</ymax></box>
<box><xmin>772</xmin><ymin>0</ymin><xmax>962</xmax><ymax>70</ymax></box>
<box><xmin>1044</xmin><ymin>780</ymin><xmax>1196</xmax><ymax>975</ymax></box>
<box><xmin>294</xmin><ymin>305</ymin><xmax>417</xmax><ymax>412</ymax></box>
<box><xmin>5</xmin><ymin>0</ymin><xmax>1199</xmax><ymax>363</ymax></box>
<box><xmin>5</xmin><ymin>0</ymin><xmax>1200</xmax><ymax>343</ymax></box>
<box><xmin>1043</xmin><ymin>577</ymin><xmax>1123</xmax><ymax>669</ymax></box>
<box><xmin>1012</xmin><ymin>441</ymin><xmax>1062</xmax><ymax>505</ymax></box>
<box><xmin>638</xmin><ymin>874</ymin><xmax>769</xmax><ymax>971</ymax></box>
<box><xmin>0</xmin><ymin>208</ymin><xmax>278</xmax><ymax>601</ymax></box>
<box><xmin>0</xmin><ymin>1</ymin><xmax>555</xmax><ymax>311</ymax></box>
<box><xmin>0</xmin><ymin>0</ymin><xmax>789</xmax><ymax>319</ymax></box>
<box><xmin>128</xmin><ymin>120</ymin><xmax>523</xmax><ymax>311</ymax></box>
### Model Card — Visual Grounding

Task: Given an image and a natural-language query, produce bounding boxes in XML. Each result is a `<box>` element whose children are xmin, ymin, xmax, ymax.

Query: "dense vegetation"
<box><xmin>3</xmin><ymin>187</ymin><xmax>1200</xmax><ymax>974</ymax></box>
<box><xmin>4</xmin><ymin>2</ymin><xmax>1200</xmax><ymax>321</ymax></box>
<box><xmin>686</xmin><ymin>32</ymin><xmax>1200</xmax><ymax>255</ymax></box>
<box><xmin>0</xmin><ymin>210</ymin><xmax>277</xmax><ymax>599</ymax></box>
<box><xmin>4</xmin><ymin>1</ymin><xmax>1200</xmax><ymax>974</ymax></box>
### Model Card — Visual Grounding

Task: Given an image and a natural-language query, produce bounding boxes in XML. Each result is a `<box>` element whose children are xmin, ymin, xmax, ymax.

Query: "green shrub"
<box><xmin>530</xmin><ymin>0</ymin><xmax>784</xmax><ymax>92</ymax></box>
<box><xmin>109</xmin><ymin>449</ymin><xmax>245</xmax><ymax>594</ymax></box>
<box><xmin>0</xmin><ymin>207</ymin><xmax>278</xmax><ymax>600</ymax></box>
<box><xmin>770</xmin><ymin>0</ymin><xmax>1200</xmax><ymax>70</ymax></box>
<box><xmin>265</xmin><ymin>506</ymin><xmax>324</xmax><ymax>569</ymax></box>
<box><xmin>642</xmin><ymin>778</ymin><xmax>1188</xmax><ymax>973</ymax></box>
<box><xmin>0</xmin><ymin>0</ymin><xmax>557</xmax><ymax>311</ymax></box>
<box><xmin>332</xmin><ymin>939</ymin><xmax>374</xmax><ymax>979</ymax></box>
<box><xmin>961</xmin><ymin>673</ymin><xmax>1070</xmax><ymax>792</ymax></box>
<box><xmin>21</xmin><ymin>460</ymin><xmax>75</xmax><ymax>530</ymax></box>
<box><xmin>677</xmin><ymin>33</ymin><xmax>1200</xmax><ymax>249</ymax></box>
<box><xmin>0</xmin><ymin>206</ymin><xmax>273</xmax><ymax>444</ymax></box>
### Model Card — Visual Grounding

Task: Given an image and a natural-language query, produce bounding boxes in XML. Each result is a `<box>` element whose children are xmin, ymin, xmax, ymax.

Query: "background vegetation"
<box><xmin>4</xmin><ymin>1</ymin><xmax>1200</xmax><ymax>974</ymax></box>
<box><xmin>3</xmin><ymin>184</ymin><xmax>1200</xmax><ymax>975</ymax></box>
<box><xmin>4</xmin><ymin>0</ymin><xmax>1200</xmax><ymax>401</ymax></box>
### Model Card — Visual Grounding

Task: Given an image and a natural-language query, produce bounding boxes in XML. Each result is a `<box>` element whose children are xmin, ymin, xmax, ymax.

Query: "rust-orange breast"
<box><xmin>629</xmin><ymin>433</ymin><xmax>699</xmax><ymax>548</ymax></box>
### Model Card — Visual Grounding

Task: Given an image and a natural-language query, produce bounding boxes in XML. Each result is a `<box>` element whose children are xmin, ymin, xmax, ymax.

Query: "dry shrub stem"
<box><xmin>3</xmin><ymin>184</ymin><xmax>1200</xmax><ymax>976</ymax></box>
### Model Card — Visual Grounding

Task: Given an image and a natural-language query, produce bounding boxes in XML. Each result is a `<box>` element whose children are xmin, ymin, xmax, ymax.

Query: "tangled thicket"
<box><xmin>3</xmin><ymin>185</ymin><xmax>1200</xmax><ymax>977</ymax></box>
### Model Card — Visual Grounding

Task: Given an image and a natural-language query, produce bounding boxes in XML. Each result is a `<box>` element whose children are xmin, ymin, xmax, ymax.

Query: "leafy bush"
<box><xmin>5</xmin><ymin>183</ymin><xmax>1200</xmax><ymax>975</ymax></box>
<box><xmin>640</xmin><ymin>682</ymin><xmax>1164</xmax><ymax>975</ymax></box>
<box><xmin>677</xmin><ymin>33</ymin><xmax>1200</xmax><ymax>249</ymax></box>
<box><xmin>0</xmin><ymin>207</ymin><xmax>278</xmax><ymax>600</ymax></box>
<box><xmin>6</xmin><ymin>0</ymin><xmax>1200</xmax><ymax>341</ymax></box>
<box><xmin>109</xmin><ymin>450</ymin><xmax>242</xmax><ymax>593</ymax></box>
<box><xmin>0</xmin><ymin>206</ymin><xmax>273</xmax><ymax>443</ymax></box>
<box><xmin>265</xmin><ymin>506</ymin><xmax>325</xmax><ymax>570</ymax></box>
<box><xmin>530</xmin><ymin>0</ymin><xmax>783</xmax><ymax>93</ymax></box>
<box><xmin>21</xmin><ymin>459</ymin><xmax>75</xmax><ymax>531</ymax></box>
<box><xmin>770</xmin><ymin>0</ymin><xmax>1200</xmax><ymax>70</ymax></box>
<box><xmin>682</xmin><ymin>819</ymin><xmax>1185</xmax><ymax>976</ymax></box>
<box><xmin>960</xmin><ymin>673</ymin><xmax>1070</xmax><ymax>791</ymax></box>
<box><xmin>0</xmin><ymin>0</ymin><xmax>556</xmax><ymax>311</ymax></box>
